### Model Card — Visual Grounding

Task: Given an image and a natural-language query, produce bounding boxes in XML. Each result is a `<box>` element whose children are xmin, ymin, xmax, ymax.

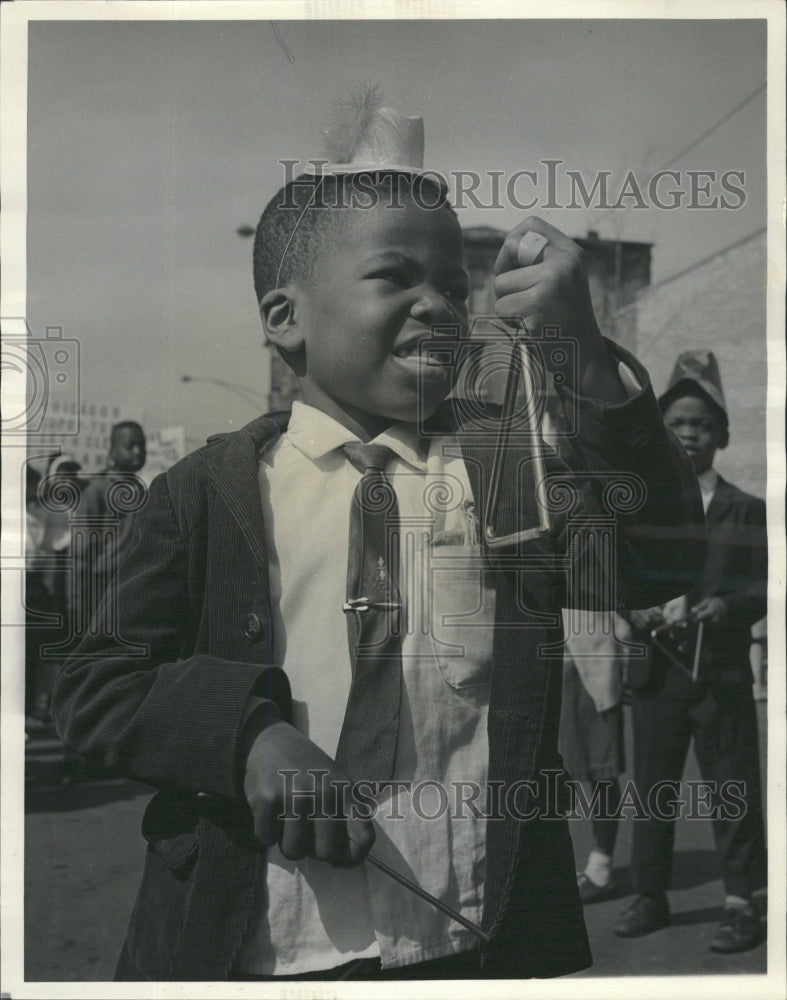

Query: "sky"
<box><xmin>22</xmin><ymin>15</ymin><xmax>768</xmax><ymax>451</ymax></box>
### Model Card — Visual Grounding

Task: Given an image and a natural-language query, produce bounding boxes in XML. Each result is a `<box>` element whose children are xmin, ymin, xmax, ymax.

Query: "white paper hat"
<box><xmin>309</xmin><ymin>85</ymin><xmax>425</xmax><ymax>176</ymax></box>
<box><xmin>273</xmin><ymin>87</ymin><xmax>429</xmax><ymax>289</ymax></box>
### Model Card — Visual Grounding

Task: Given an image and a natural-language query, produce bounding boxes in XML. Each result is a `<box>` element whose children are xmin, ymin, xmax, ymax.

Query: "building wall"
<box><xmin>615</xmin><ymin>229</ymin><xmax>767</xmax><ymax>499</ymax></box>
<box><xmin>463</xmin><ymin>226</ymin><xmax>651</xmax><ymax>351</ymax></box>
<box><xmin>461</xmin><ymin>226</ymin><xmax>653</xmax><ymax>412</ymax></box>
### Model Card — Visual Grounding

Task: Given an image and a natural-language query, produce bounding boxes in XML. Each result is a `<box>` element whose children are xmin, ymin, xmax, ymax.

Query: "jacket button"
<box><xmin>244</xmin><ymin>612</ymin><xmax>263</xmax><ymax>642</ymax></box>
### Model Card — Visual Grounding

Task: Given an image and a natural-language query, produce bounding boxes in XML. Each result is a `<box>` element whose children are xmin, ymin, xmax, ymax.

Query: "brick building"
<box><xmin>463</xmin><ymin>225</ymin><xmax>652</xmax><ymax>347</ymax></box>
<box><xmin>614</xmin><ymin>227</ymin><xmax>767</xmax><ymax>499</ymax></box>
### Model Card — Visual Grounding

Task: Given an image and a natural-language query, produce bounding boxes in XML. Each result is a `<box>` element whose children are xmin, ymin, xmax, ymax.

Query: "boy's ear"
<box><xmin>259</xmin><ymin>288</ymin><xmax>304</xmax><ymax>353</ymax></box>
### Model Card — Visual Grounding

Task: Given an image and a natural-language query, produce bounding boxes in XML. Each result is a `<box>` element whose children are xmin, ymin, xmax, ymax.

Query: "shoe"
<box><xmin>613</xmin><ymin>894</ymin><xmax>670</xmax><ymax>937</ymax></box>
<box><xmin>577</xmin><ymin>871</ymin><xmax>619</xmax><ymax>904</ymax></box>
<box><xmin>709</xmin><ymin>903</ymin><xmax>762</xmax><ymax>953</ymax></box>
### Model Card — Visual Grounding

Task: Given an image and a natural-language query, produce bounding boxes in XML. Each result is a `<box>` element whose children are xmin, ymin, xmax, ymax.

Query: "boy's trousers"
<box><xmin>629</xmin><ymin>655</ymin><xmax>766</xmax><ymax>899</ymax></box>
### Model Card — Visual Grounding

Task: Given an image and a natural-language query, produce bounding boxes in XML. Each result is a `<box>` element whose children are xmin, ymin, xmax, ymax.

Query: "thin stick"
<box><xmin>484</xmin><ymin>331</ymin><xmax>523</xmax><ymax>540</ymax></box>
<box><xmin>483</xmin><ymin>320</ymin><xmax>551</xmax><ymax>548</ymax></box>
<box><xmin>692</xmin><ymin>620</ymin><xmax>705</xmax><ymax>682</ymax></box>
<box><xmin>367</xmin><ymin>854</ymin><xmax>490</xmax><ymax>944</ymax></box>
<box><xmin>517</xmin><ymin>338</ymin><xmax>551</xmax><ymax>533</ymax></box>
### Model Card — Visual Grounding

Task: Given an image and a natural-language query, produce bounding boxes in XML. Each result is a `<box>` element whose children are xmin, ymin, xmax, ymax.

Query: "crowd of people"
<box><xmin>25</xmin><ymin>421</ymin><xmax>147</xmax><ymax>754</ymax></box>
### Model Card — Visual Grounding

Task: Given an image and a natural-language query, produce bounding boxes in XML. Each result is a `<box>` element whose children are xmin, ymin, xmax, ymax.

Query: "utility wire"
<box><xmin>270</xmin><ymin>22</ymin><xmax>296</xmax><ymax>64</ymax></box>
<box><xmin>658</xmin><ymin>82</ymin><xmax>766</xmax><ymax>170</ymax></box>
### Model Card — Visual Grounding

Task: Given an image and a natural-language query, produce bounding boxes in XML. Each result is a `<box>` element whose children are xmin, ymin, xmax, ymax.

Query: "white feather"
<box><xmin>323</xmin><ymin>83</ymin><xmax>383</xmax><ymax>164</ymax></box>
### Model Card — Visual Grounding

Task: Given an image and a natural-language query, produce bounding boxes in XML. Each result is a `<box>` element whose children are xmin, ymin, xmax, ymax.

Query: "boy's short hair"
<box><xmin>252</xmin><ymin>171</ymin><xmax>452</xmax><ymax>306</ymax></box>
<box><xmin>111</xmin><ymin>420</ymin><xmax>146</xmax><ymax>445</ymax></box>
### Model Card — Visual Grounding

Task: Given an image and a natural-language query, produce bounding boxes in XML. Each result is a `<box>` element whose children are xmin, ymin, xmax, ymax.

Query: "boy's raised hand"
<box><xmin>243</xmin><ymin>719</ymin><xmax>375</xmax><ymax>868</ymax></box>
<box><xmin>493</xmin><ymin>217</ymin><xmax>627</xmax><ymax>403</ymax></box>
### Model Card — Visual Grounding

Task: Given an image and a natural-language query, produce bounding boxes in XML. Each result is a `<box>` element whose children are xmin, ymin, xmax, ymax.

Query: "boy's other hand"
<box><xmin>690</xmin><ymin>596</ymin><xmax>728</xmax><ymax>624</ymax></box>
<box><xmin>662</xmin><ymin>595</ymin><xmax>689</xmax><ymax>624</ymax></box>
<box><xmin>243</xmin><ymin>719</ymin><xmax>375</xmax><ymax>868</ymax></box>
<box><xmin>493</xmin><ymin>217</ymin><xmax>627</xmax><ymax>403</ymax></box>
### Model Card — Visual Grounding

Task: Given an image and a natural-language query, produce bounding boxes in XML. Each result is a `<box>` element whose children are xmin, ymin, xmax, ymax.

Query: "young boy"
<box><xmin>615</xmin><ymin>351</ymin><xmax>767</xmax><ymax>952</ymax></box>
<box><xmin>53</xmin><ymin>102</ymin><xmax>704</xmax><ymax>981</ymax></box>
<box><xmin>75</xmin><ymin>421</ymin><xmax>147</xmax><ymax>609</ymax></box>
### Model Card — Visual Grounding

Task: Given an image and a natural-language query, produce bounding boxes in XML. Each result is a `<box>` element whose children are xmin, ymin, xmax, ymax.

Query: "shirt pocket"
<box><xmin>428</xmin><ymin>543</ymin><xmax>495</xmax><ymax>689</ymax></box>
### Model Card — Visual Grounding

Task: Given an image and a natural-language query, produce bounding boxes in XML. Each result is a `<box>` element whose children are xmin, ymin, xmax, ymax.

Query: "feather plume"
<box><xmin>323</xmin><ymin>83</ymin><xmax>383</xmax><ymax>164</ymax></box>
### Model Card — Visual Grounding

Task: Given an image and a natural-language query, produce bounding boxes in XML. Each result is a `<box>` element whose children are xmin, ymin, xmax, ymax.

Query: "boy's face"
<box><xmin>110</xmin><ymin>428</ymin><xmax>146</xmax><ymax>472</ymax></box>
<box><xmin>662</xmin><ymin>394</ymin><xmax>726</xmax><ymax>474</ymax></box>
<box><xmin>291</xmin><ymin>197</ymin><xmax>469</xmax><ymax>438</ymax></box>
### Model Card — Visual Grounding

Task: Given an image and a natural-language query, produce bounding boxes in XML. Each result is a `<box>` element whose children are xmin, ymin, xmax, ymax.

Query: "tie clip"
<box><xmin>342</xmin><ymin>597</ymin><xmax>402</xmax><ymax>613</ymax></box>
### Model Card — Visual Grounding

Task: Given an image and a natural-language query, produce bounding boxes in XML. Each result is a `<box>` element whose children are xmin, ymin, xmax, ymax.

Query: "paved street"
<box><xmin>23</xmin><ymin>703</ymin><xmax>767</xmax><ymax>983</ymax></box>
<box><xmin>566</xmin><ymin>701</ymin><xmax>768</xmax><ymax>978</ymax></box>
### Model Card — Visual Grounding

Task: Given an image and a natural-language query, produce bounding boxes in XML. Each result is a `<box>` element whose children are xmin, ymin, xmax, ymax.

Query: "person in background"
<box><xmin>76</xmin><ymin>421</ymin><xmax>147</xmax><ymax>617</ymax></box>
<box><xmin>26</xmin><ymin>455</ymin><xmax>85</xmax><ymax>730</ymax></box>
<box><xmin>57</xmin><ymin>430</ymin><xmax>145</xmax><ymax>783</ymax></box>
<box><xmin>750</xmin><ymin>616</ymin><xmax>767</xmax><ymax>701</ymax></box>
<box><xmin>614</xmin><ymin>350</ymin><xmax>767</xmax><ymax>954</ymax></box>
<box><xmin>559</xmin><ymin>611</ymin><xmax>640</xmax><ymax>903</ymax></box>
<box><xmin>25</xmin><ymin>466</ymin><xmax>53</xmax><ymax>733</ymax></box>
<box><xmin>42</xmin><ymin>453</ymin><xmax>84</xmax><ymax>637</ymax></box>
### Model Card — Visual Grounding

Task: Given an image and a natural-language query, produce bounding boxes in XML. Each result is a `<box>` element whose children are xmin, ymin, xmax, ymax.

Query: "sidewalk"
<box><xmin>23</xmin><ymin>702</ymin><xmax>768</xmax><ymax>981</ymax></box>
<box><xmin>568</xmin><ymin>701</ymin><xmax>768</xmax><ymax>976</ymax></box>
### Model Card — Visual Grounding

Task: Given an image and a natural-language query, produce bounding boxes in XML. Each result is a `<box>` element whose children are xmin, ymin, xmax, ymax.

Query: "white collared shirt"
<box><xmin>236</xmin><ymin>401</ymin><xmax>491</xmax><ymax>974</ymax></box>
<box><xmin>697</xmin><ymin>466</ymin><xmax>719</xmax><ymax>513</ymax></box>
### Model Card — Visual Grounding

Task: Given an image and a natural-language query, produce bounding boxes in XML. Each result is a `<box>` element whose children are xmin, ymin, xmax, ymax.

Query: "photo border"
<box><xmin>2</xmin><ymin>3</ymin><xmax>784</xmax><ymax>998</ymax></box>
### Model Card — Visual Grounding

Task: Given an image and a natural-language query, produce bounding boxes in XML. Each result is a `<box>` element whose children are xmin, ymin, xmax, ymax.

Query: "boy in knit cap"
<box><xmin>53</xmin><ymin>93</ymin><xmax>704</xmax><ymax>980</ymax></box>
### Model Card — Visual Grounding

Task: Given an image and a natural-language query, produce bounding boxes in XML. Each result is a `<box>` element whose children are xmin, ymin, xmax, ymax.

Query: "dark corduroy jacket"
<box><xmin>53</xmin><ymin>349</ymin><xmax>705</xmax><ymax>980</ymax></box>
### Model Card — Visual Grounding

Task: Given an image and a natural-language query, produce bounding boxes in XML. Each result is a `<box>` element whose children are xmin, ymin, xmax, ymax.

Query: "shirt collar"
<box><xmin>697</xmin><ymin>466</ymin><xmax>719</xmax><ymax>495</ymax></box>
<box><xmin>285</xmin><ymin>400</ymin><xmax>428</xmax><ymax>472</ymax></box>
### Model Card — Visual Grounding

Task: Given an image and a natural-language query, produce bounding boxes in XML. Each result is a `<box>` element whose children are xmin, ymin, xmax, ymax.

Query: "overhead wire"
<box><xmin>657</xmin><ymin>82</ymin><xmax>766</xmax><ymax>170</ymax></box>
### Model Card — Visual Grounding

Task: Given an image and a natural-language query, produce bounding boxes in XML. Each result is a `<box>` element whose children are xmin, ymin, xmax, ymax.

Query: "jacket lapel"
<box><xmin>196</xmin><ymin>413</ymin><xmax>289</xmax><ymax>570</ymax></box>
<box><xmin>704</xmin><ymin>474</ymin><xmax>736</xmax><ymax>525</ymax></box>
